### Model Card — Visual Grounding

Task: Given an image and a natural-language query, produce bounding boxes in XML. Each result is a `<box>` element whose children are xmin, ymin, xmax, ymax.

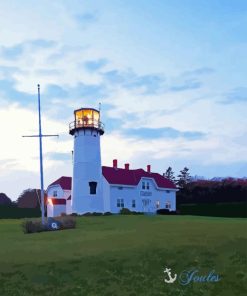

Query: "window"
<box><xmin>165</xmin><ymin>201</ymin><xmax>171</xmax><ymax>209</ymax></box>
<box><xmin>53</xmin><ymin>190</ymin><xmax>57</xmax><ymax>197</ymax></box>
<box><xmin>146</xmin><ymin>182</ymin><xmax>150</xmax><ymax>190</ymax></box>
<box><xmin>117</xmin><ymin>198</ymin><xmax>124</xmax><ymax>208</ymax></box>
<box><xmin>142</xmin><ymin>182</ymin><xmax>145</xmax><ymax>190</ymax></box>
<box><xmin>132</xmin><ymin>199</ymin><xmax>136</xmax><ymax>208</ymax></box>
<box><xmin>155</xmin><ymin>200</ymin><xmax>160</xmax><ymax>209</ymax></box>
<box><xmin>118</xmin><ymin>186</ymin><xmax>123</xmax><ymax>190</ymax></box>
<box><xmin>166</xmin><ymin>190</ymin><xmax>170</xmax><ymax>193</ymax></box>
<box><xmin>89</xmin><ymin>181</ymin><xmax>97</xmax><ymax>195</ymax></box>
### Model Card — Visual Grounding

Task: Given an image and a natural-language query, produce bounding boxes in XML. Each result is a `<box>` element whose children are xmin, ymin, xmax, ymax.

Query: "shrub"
<box><xmin>22</xmin><ymin>219</ymin><xmax>46</xmax><ymax>234</ymax></box>
<box><xmin>54</xmin><ymin>216</ymin><xmax>76</xmax><ymax>229</ymax></box>
<box><xmin>22</xmin><ymin>216</ymin><xmax>76</xmax><ymax>234</ymax></box>
<box><xmin>156</xmin><ymin>209</ymin><xmax>177</xmax><ymax>215</ymax></box>
<box><xmin>120</xmin><ymin>208</ymin><xmax>132</xmax><ymax>215</ymax></box>
<box><xmin>103</xmin><ymin>212</ymin><xmax>112</xmax><ymax>216</ymax></box>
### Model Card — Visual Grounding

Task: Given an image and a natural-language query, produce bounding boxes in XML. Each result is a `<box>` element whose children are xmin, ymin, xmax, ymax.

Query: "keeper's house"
<box><xmin>46</xmin><ymin>160</ymin><xmax>177</xmax><ymax>217</ymax></box>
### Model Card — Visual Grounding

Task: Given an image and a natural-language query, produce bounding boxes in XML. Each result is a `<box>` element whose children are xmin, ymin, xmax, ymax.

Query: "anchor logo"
<box><xmin>164</xmin><ymin>267</ymin><xmax>177</xmax><ymax>284</ymax></box>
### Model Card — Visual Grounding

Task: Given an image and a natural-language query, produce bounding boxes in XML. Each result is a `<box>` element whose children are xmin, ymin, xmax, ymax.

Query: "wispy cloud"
<box><xmin>220</xmin><ymin>87</ymin><xmax>247</xmax><ymax>104</ymax></box>
<box><xmin>84</xmin><ymin>59</ymin><xmax>108</xmax><ymax>72</ymax></box>
<box><xmin>169</xmin><ymin>79</ymin><xmax>202</xmax><ymax>92</ymax></box>
<box><xmin>123</xmin><ymin>127</ymin><xmax>206</xmax><ymax>140</ymax></box>
<box><xmin>102</xmin><ymin>69</ymin><xmax>165</xmax><ymax>94</ymax></box>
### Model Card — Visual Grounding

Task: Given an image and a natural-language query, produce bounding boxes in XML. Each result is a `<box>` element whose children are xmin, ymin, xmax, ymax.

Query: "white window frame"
<box><xmin>117</xmin><ymin>198</ymin><xmax>124</xmax><ymax>208</ymax></box>
<box><xmin>165</xmin><ymin>201</ymin><xmax>171</xmax><ymax>209</ymax></box>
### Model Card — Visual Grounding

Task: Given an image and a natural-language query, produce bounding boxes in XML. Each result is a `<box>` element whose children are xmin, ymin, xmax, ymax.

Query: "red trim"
<box><xmin>47</xmin><ymin>198</ymin><xmax>66</xmax><ymax>205</ymax></box>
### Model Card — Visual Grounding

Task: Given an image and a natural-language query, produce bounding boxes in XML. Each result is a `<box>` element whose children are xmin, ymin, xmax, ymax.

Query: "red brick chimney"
<box><xmin>113</xmin><ymin>159</ymin><xmax>118</xmax><ymax>169</ymax></box>
<box><xmin>125</xmin><ymin>163</ymin><xmax>130</xmax><ymax>170</ymax></box>
<box><xmin>147</xmin><ymin>165</ymin><xmax>151</xmax><ymax>173</ymax></box>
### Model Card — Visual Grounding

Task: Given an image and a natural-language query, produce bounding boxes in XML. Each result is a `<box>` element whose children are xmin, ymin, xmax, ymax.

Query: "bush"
<box><xmin>103</xmin><ymin>212</ymin><xmax>113</xmax><ymax>216</ymax></box>
<box><xmin>156</xmin><ymin>209</ymin><xmax>177</xmax><ymax>215</ymax></box>
<box><xmin>54</xmin><ymin>216</ymin><xmax>76</xmax><ymax>229</ymax></box>
<box><xmin>22</xmin><ymin>216</ymin><xmax>76</xmax><ymax>234</ymax></box>
<box><xmin>82</xmin><ymin>212</ymin><xmax>103</xmax><ymax>216</ymax></box>
<box><xmin>22</xmin><ymin>219</ymin><xmax>46</xmax><ymax>234</ymax></box>
<box><xmin>120</xmin><ymin>208</ymin><xmax>132</xmax><ymax>215</ymax></box>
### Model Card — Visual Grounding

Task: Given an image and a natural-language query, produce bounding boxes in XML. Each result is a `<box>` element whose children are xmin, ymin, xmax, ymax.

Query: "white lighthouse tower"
<box><xmin>69</xmin><ymin>107</ymin><xmax>104</xmax><ymax>214</ymax></box>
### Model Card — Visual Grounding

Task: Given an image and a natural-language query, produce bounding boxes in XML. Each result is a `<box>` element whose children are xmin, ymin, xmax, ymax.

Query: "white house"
<box><xmin>46</xmin><ymin>176</ymin><xmax>72</xmax><ymax>217</ymax></box>
<box><xmin>46</xmin><ymin>107</ymin><xmax>178</xmax><ymax>216</ymax></box>
<box><xmin>46</xmin><ymin>161</ymin><xmax>177</xmax><ymax>216</ymax></box>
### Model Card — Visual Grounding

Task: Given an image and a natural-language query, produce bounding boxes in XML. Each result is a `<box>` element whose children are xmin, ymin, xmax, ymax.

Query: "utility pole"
<box><xmin>23</xmin><ymin>84</ymin><xmax>58</xmax><ymax>224</ymax></box>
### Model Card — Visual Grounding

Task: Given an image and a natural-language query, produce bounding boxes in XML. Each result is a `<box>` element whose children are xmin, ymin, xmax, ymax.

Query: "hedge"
<box><xmin>0</xmin><ymin>205</ymin><xmax>41</xmax><ymax>219</ymax></box>
<box><xmin>178</xmin><ymin>202</ymin><xmax>247</xmax><ymax>218</ymax></box>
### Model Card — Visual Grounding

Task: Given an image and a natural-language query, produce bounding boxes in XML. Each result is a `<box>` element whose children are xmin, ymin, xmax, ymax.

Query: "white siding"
<box><xmin>108</xmin><ymin>177</ymin><xmax>176</xmax><ymax>213</ymax></box>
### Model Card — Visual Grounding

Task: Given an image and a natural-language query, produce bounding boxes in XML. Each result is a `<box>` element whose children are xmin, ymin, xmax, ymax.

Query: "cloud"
<box><xmin>45</xmin><ymin>152</ymin><xmax>72</xmax><ymax>161</ymax></box>
<box><xmin>0</xmin><ymin>79</ymin><xmax>34</xmax><ymax>106</ymax></box>
<box><xmin>169</xmin><ymin>79</ymin><xmax>202</xmax><ymax>92</ymax></box>
<box><xmin>0</xmin><ymin>39</ymin><xmax>56</xmax><ymax>60</ymax></box>
<box><xmin>74</xmin><ymin>12</ymin><xmax>97</xmax><ymax>26</ymax></box>
<box><xmin>84</xmin><ymin>59</ymin><xmax>108</xmax><ymax>72</ymax></box>
<box><xmin>0</xmin><ymin>44</ymin><xmax>23</xmax><ymax>60</ymax></box>
<box><xmin>182</xmin><ymin>67</ymin><xmax>215</xmax><ymax>77</ymax></box>
<box><xmin>102</xmin><ymin>69</ymin><xmax>165</xmax><ymax>94</ymax></box>
<box><xmin>220</xmin><ymin>87</ymin><xmax>247</xmax><ymax>104</ymax></box>
<box><xmin>123</xmin><ymin>127</ymin><xmax>206</xmax><ymax>140</ymax></box>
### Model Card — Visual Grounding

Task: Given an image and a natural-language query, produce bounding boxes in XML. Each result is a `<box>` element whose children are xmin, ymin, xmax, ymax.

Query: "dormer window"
<box><xmin>146</xmin><ymin>182</ymin><xmax>150</xmax><ymax>190</ymax></box>
<box><xmin>142</xmin><ymin>182</ymin><xmax>145</xmax><ymax>189</ymax></box>
<box><xmin>89</xmin><ymin>181</ymin><xmax>97</xmax><ymax>195</ymax></box>
<box><xmin>53</xmin><ymin>190</ymin><xmax>57</xmax><ymax>197</ymax></box>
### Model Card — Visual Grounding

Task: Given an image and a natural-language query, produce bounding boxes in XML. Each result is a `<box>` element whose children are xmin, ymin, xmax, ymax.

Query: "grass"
<box><xmin>0</xmin><ymin>215</ymin><xmax>246</xmax><ymax>296</ymax></box>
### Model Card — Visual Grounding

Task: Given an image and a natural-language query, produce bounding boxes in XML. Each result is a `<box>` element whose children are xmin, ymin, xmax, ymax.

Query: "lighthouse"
<box><xmin>69</xmin><ymin>108</ymin><xmax>104</xmax><ymax>214</ymax></box>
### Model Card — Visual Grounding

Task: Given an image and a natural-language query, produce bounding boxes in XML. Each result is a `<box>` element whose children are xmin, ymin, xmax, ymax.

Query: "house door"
<box><xmin>142</xmin><ymin>199</ymin><xmax>151</xmax><ymax>212</ymax></box>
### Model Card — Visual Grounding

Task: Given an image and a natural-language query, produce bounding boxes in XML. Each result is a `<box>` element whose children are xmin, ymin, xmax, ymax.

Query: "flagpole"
<box><xmin>22</xmin><ymin>84</ymin><xmax>59</xmax><ymax>225</ymax></box>
<box><xmin>37</xmin><ymin>84</ymin><xmax>45</xmax><ymax>225</ymax></box>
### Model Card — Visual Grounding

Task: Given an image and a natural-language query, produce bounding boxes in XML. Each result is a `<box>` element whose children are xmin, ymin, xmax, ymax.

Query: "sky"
<box><xmin>0</xmin><ymin>0</ymin><xmax>246</xmax><ymax>200</ymax></box>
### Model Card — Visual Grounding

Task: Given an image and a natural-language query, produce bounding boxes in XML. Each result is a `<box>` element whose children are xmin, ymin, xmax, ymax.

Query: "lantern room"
<box><xmin>69</xmin><ymin>108</ymin><xmax>104</xmax><ymax>135</ymax></box>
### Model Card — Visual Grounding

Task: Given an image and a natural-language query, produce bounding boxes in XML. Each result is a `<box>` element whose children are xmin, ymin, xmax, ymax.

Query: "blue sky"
<box><xmin>0</xmin><ymin>0</ymin><xmax>246</xmax><ymax>199</ymax></box>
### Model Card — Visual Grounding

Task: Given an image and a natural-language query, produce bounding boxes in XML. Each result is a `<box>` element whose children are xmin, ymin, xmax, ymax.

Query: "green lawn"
<box><xmin>0</xmin><ymin>215</ymin><xmax>246</xmax><ymax>296</ymax></box>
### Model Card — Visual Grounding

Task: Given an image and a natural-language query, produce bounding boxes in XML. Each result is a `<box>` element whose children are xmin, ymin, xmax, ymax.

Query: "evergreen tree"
<box><xmin>163</xmin><ymin>166</ymin><xmax>176</xmax><ymax>183</ymax></box>
<box><xmin>177</xmin><ymin>167</ymin><xmax>191</xmax><ymax>188</ymax></box>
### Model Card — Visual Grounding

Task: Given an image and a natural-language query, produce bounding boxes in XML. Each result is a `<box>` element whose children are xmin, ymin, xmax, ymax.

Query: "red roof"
<box><xmin>47</xmin><ymin>168</ymin><xmax>176</xmax><ymax>190</ymax></box>
<box><xmin>49</xmin><ymin>176</ymin><xmax>72</xmax><ymax>190</ymax></box>
<box><xmin>102</xmin><ymin>167</ymin><xmax>176</xmax><ymax>189</ymax></box>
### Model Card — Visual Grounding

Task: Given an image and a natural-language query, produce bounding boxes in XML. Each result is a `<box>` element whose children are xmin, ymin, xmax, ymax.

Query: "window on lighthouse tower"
<box><xmin>89</xmin><ymin>181</ymin><xmax>97</xmax><ymax>195</ymax></box>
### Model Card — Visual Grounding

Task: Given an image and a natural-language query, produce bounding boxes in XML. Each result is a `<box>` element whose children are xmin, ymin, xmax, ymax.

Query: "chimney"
<box><xmin>113</xmin><ymin>159</ymin><xmax>118</xmax><ymax>169</ymax></box>
<box><xmin>147</xmin><ymin>165</ymin><xmax>151</xmax><ymax>173</ymax></box>
<box><xmin>125</xmin><ymin>163</ymin><xmax>130</xmax><ymax>170</ymax></box>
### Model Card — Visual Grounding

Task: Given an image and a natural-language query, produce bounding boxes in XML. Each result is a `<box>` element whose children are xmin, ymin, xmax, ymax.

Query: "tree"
<box><xmin>163</xmin><ymin>167</ymin><xmax>176</xmax><ymax>183</ymax></box>
<box><xmin>176</xmin><ymin>167</ymin><xmax>191</xmax><ymax>188</ymax></box>
<box><xmin>0</xmin><ymin>193</ymin><xmax>12</xmax><ymax>205</ymax></box>
<box><xmin>17</xmin><ymin>189</ymin><xmax>41</xmax><ymax>208</ymax></box>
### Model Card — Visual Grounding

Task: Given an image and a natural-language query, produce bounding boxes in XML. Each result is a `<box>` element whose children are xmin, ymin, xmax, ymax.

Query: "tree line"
<box><xmin>163</xmin><ymin>166</ymin><xmax>247</xmax><ymax>204</ymax></box>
